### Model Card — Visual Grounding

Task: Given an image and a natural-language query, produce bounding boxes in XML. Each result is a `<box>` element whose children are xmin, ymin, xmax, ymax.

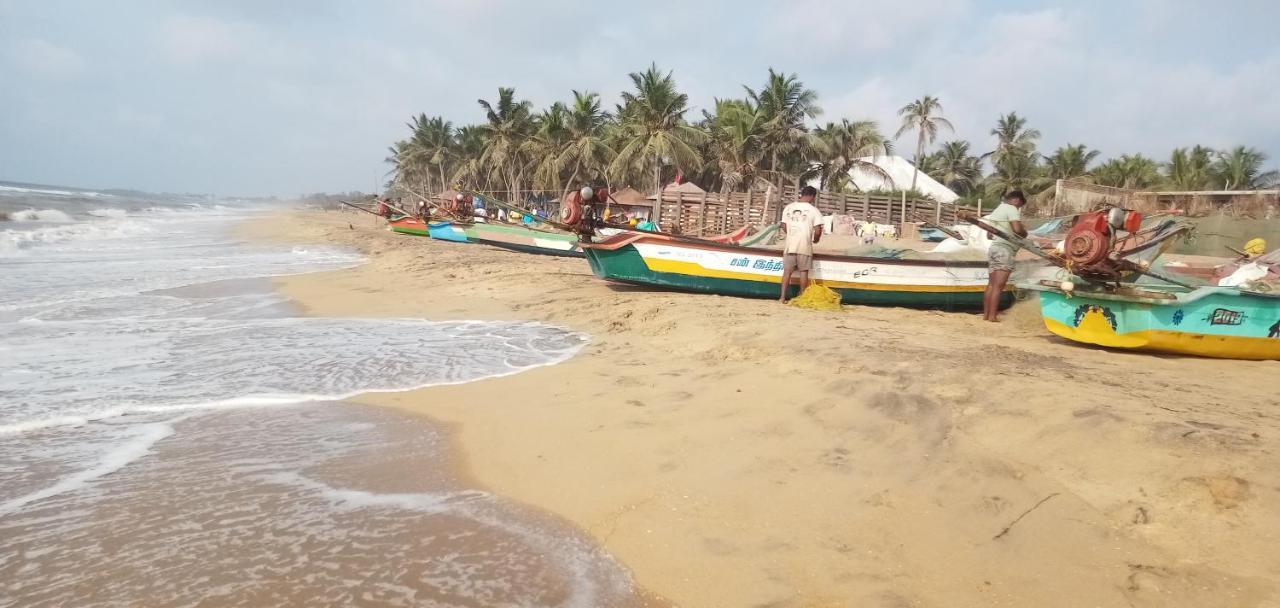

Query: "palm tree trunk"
<box><xmin>653</xmin><ymin>159</ymin><xmax>661</xmax><ymax>223</ymax></box>
<box><xmin>562</xmin><ymin>164</ymin><xmax>581</xmax><ymax>205</ymax></box>
<box><xmin>771</xmin><ymin>150</ymin><xmax>779</xmax><ymax>195</ymax></box>
<box><xmin>505</xmin><ymin>168</ymin><xmax>512</xmax><ymax>205</ymax></box>
<box><xmin>911</xmin><ymin>130</ymin><xmax>923</xmax><ymax>192</ymax></box>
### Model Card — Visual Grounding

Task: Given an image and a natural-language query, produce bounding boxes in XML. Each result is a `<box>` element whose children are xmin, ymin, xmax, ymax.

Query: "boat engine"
<box><xmin>1062</xmin><ymin>207</ymin><xmax>1143</xmax><ymax>280</ymax></box>
<box><xmin>560</xmin><ymin>186</ymin><xmax>609</xmax><ymax>236</ymax></box>
<box><xmin>451</xmin><ymin>192</ymin><xmax>473</xmax><ymax>216</ymax></box>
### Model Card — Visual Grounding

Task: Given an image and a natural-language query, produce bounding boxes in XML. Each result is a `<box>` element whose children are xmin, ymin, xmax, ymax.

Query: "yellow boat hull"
<box><xmin>1035</xmin><ymin>288</ymin><xmax>1280</xmax><ymax>360</ymax></box>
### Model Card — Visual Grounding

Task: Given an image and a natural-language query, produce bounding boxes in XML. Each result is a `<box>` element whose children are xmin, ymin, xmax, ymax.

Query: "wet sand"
<box><xmin>1</xmin><ymin>403</ymin><xmax>658</xmax><ymax>607</ymax></box>
<box><xmin>249</xmin><ymin>210</ymin><xmax>1280</xmax><ymax>607</ymax></box>
<box><xmin>1</xmin><ymin>272</ymin><xmax>659</xmax><ymax>608</ymax></box>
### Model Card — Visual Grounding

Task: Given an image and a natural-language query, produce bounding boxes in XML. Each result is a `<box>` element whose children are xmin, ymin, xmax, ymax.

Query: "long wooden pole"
<box><xmin>339</xmin><ymin>200</ymin><xmax>382</xmax><ymax>217</ymax></box>
<box><xmin>397</xmin><ymin>184</ymin><xmax>468</xmax><ymax>221</ymax></box>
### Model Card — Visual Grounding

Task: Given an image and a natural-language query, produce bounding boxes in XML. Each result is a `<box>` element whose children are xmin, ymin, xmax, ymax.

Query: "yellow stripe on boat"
<box><xmin>641</xmin><ymin>257</ymin><xmax>985</xmax><ymax>293</ymax></box>
<box><xmin>1044</xmin><ymin>316</ymin><xmax>1280</xmax><ymax>360</ymax></box>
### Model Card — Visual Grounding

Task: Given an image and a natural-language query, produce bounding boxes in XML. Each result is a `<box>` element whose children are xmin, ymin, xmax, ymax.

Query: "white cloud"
<box><xmin>822</xmin><ymin>7</ymin><xmax>1280</xmax><ymax>165</ymax></box>
<box><xmin>9</xmin><ymin>38</ymin><xmax>85</xmax><ymax>80</ymax></box>
<box><xmin>4</xmin><ymin>1</ymin><xmax>1278</xmax><ymax>195</ymax></box>
<box><xmin>774</xmin><ymin>0</ymin><xmax>970</xmax><ymax>53</ymax></box>
<box><xmin>822</xmin><ymin>78</ymin><xmax>901</xmax><ymax>125</ymax></box>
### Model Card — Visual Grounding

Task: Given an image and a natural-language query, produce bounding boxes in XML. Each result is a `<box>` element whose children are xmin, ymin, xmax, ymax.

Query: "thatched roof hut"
<box><xmin>611</xmin><ymin>187</ymin><xmax>652</xmax><ymax>207</ymax></box>
<box><xmin>647</xmin><ymin>181</ymin><xmax>707</xmax><ymax>200</ymax></box>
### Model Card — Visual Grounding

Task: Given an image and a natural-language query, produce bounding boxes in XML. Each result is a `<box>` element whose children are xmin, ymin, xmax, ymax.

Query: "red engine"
<box><xmin>1064</xmin><ymin>211</ymin><xmax>1111</xmax><ymax>266</ymax></box>
<box><xmin>450</xmin><ymin>193</ymin><xmax>473</xmax><ymax>215</ymax></box>
<box><xmin>560</xmin><ymin>187</ymin><xmax>611</xmax><ymax>232</ymax></box>
<box><xmin>1061</xmin><ymin>207</ymin><xmax>1144</xmax><ymax>279</ymax></box>
<box><xmin>560</xmin><ymin>190</ymin><xmax>584</xmax><ymax>225</ymax></box>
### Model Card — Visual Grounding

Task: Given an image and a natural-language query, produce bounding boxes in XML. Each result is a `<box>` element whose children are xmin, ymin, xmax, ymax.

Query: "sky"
<box><xmin>2</xmin><ymin>0</ymin><xmax>1278</xmax><ymax>196</ymax></box>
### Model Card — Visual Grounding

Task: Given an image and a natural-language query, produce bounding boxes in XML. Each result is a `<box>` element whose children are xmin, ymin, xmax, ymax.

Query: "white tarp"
<box><xmin>848</xmin><ymin>155</ymin><xmax>959</xmax><ymax>203</ymax></box>
<box><xmin>931</xmin><ymin>224</ymin><xmax>993</xmax><ymax>253</ymax></box>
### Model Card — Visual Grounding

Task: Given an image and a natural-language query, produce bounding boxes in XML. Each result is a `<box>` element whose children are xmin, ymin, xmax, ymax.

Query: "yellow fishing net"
<box><xmin>1245</xmin><ymin>238</ymin><xmax>1267</xmax><ymax>257</ymax></box>
<box><xmin>789</xmin><ymin>284</ymin><xmax>842</xmax><ymax>311</ymax></box>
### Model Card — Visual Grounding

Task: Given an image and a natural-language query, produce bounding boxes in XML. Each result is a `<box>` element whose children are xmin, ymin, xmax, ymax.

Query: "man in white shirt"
<box><xmin>778</xmin><ymin>186</ymin><xmax>824</xmax><ymax>302</ymax></box>
<box><xmin>976</xmin><ymin>190</ymin><xmax>1027</xmax><ymax>322</ymax></box>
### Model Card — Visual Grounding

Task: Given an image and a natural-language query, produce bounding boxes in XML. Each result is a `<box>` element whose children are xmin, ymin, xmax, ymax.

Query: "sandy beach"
<box><xmin>249</xmin><ymin>210</ymin><xmax>1279</xmax><ymax>607</ymax></box>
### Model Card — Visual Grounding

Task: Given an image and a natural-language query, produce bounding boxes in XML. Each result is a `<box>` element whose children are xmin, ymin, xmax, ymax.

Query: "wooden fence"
<box><xmin>1055</xmin><ymin>179</ymin><xmax>1280</xmax><ymax>218</ymax></box>
<box><xmin>653</xmin><ymin>185</ymin><xmax>972</xmax><ymax>234</ymax></box>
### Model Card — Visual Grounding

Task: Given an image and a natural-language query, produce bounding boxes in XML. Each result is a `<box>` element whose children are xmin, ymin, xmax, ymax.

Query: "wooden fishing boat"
<box><xmin>1022</xmin><ymin>282</ymin><xmax>1280</xmax><ymax>360</ymax></box>
<box><xmin>388</xmin><ymin>217</ymin><xmax>430</xmax><ymax>237</ymax></box>
<box><xmin>426</xmin><ymin>220</ymin><xmax>472</xmax><ymax>243</ymax></box>
<box><xmin>466</xmin><ymin>221</ymin><xmax>584</xmax><ymax>258</ymax></box>
<box><xmin>581</xmin><ymin>231</ymin><xmax>1009</xmax><ymax>310</ymax></box>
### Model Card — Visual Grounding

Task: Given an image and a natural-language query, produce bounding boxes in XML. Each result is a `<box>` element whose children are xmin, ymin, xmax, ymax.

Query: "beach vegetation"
<box><xmin>384</xmin><ymin>69</ymin><xmax>1280</xmax><ymax>211</ymax></box>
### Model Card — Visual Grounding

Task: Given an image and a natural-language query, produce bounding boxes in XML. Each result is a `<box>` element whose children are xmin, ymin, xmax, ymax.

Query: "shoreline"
<box><xmin>246</xmin><ymin>210</ymin><xmax>1279</xmax><ymax>607</ymax></box>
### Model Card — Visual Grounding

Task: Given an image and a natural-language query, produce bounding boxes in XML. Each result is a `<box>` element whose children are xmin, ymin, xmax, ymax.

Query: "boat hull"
<box><xmin>583</xmin><ymin>235</ymin><xmax>1006</xmax><ymax>310</ymax></box>
<box><xmin>426</xmin><ymin>221</ymin><xmax>472</xmax><ymax>243</ymax></box>
<box><xmin>464</xmin><ymin>222</ymin><xmax>583</xmax><ymax>258</ymax></box>
<box><xmin>1037</xmin><ymin>288</ymin><xmax>1280</xmax><ymax>360</ymax></box>
<box><xmin>388</xmin><ymin>218</ymin><xmax>430</xmax><ymax>237</ymax></box>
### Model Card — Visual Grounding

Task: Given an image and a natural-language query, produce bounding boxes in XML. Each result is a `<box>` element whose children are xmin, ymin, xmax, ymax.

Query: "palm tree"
<box><xmin>609</xmin><ymin>64</ymin><xmax>705</xmax><ymax>208</ymax></box>
<box><xmin>406</xmin><ymin>114</ymin><xmax>454</xmax><ymax>194</ymax></box>
<box><xmin>385</xmin><ymin>139</ymin><xmax>420</xmax><ymax>192</ymax></box>
<box><xmin>477</xmin><ymin>87</ymin><xmax>535</xmax><ymax>202</ymax></box>
<box><xmin>1093</xmin><ymin>155</ymin><xmax>1162</xmax><ymax>190</ymax></box>
<box><xmin>557</xmin><ymin>91</ymin><xmax>615</xmax><ymax>197</ymax></box>
<box><xmin>894</xmin><ymin>96</ymin><xmax>953</xmax><ymax>191</ymax></box>
<box><xmin>450</xmin><ymin>125</ymin><xmax>488</xmax><ymax>190</ymax></box>
<box><xmin>809</xmin><ymin>119</ymin><xmax>890</xmax><ymax>191</ymax></box>
<box><xmin>1043</xmin><ymin>144</ymin><xmax>1099</xmax><ymax>182</ymax></box>
<box><xmin>1164</xmin><ymin>146</ymin><xmax>1215</xmax><ymax>190</ymax></box>
<box><xmin>985</xmin><ymin>112</ymin><xmax>1041</xmax><ymax>173</ymax></box>
<box><xmin>1212</xmin><ymin>146</ymin><xmax>1277</xmax><ymax>190</ymax></box>
<box><xmin>984</xmin><ymin>152</ymin><xmax>1047</xmax><ymax>198</ymax></box>
<box><xmin>523</xmin><ymin>102</ymin><xmax>570</xmax><ymax>194</ymax></box>
<box><xmin>701</xmin><ymin>98</ymin><xmax>766</xmax><ymax>193</ymax></box>
<box><xmin>746</xmin><ymin>69</ymin><xmax>821</xmax><ymax>188</ymax></box>
<box><xmin>1039</xmin><ymin>144</ymin><xmax>1099</xmax><ymax>213</ymax></box>
<box><xmin>927</xmin><ymin>140</ymin><xmax>982</xmax><ymax>196</ymax></box>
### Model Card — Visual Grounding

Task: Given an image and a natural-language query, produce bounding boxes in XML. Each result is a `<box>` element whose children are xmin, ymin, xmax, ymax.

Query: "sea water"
<box><xmin>0</xmin><ymin>183</ymin><xmax>650</xmax><ymax>606</ymax></box>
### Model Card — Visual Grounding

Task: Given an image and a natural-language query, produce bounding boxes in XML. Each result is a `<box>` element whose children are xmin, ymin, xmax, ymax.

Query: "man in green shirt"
<box><xmin>979</xmin><ymin>190</ymin><xmax>1027</xmax><ymax>322</ymax></box>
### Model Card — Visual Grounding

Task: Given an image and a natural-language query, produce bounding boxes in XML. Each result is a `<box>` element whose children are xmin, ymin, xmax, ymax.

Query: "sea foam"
<box><xmin>5</xmin><ymin>208</ymin><xmax>74</xmax><ymax>222</ymax></box>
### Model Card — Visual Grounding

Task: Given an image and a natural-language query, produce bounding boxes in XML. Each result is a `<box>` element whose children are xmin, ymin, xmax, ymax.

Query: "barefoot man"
<box><xmin>779</xmin><ymin>186</ymin><xmax>823</xmax><ymax>303</ymax></box>
<box><xmin>977</xmin><ymin>190</ymin><xmax>1028</xmax><ymax>322</ymax></box>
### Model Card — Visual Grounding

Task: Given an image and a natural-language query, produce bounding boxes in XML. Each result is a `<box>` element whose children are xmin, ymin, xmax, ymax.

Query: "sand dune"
<box><xmin>247</xmin><ymin>210</ymin><xmax>1279</xmax><ymax>607</ymax></box>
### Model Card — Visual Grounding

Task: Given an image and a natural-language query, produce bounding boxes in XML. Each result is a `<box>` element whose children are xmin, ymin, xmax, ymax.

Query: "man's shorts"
<box><xmin>987</xmin><ymin>244</ymin><xmax>1017</xmax><ymax>272</ymax></box>
<box><xmin>783</xmin><ymin>253</ymin><xmax>812</xmax><ymax>272</ymax></box>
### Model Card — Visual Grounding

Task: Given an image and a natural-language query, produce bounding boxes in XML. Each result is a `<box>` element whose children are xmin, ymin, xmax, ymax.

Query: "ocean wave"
<box><xmin>87</xmin><ymin>208</ymin><xmax>129</xmax><ymax>219</ymax></box>
<box><xmin>5</xmin><ymin>208</ymin><xmax>75</xmax><ymax>222</ymax></box>
<box><xmin>0</xmin><ymin>184</ymin><xmax>111</xmax><ymax>198</ymax></box>
<box><xmin>0</xmin><ymin>338</ymin><xmax>583</xmax><ymax>437</ymax></box>
<box><xmin>0</xmin><ymin>217</ymin><xmax>155</xmax><ymax>254</ymax></box>
<box><xmin>0</xmin><ymin>421</ymin><xmax>174</xmax><ymax>516</ymax></box>
<box><xmin>1</xmin><ymin>317</ymin><xmax>586</xmax><ymax>436</ymax></box>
